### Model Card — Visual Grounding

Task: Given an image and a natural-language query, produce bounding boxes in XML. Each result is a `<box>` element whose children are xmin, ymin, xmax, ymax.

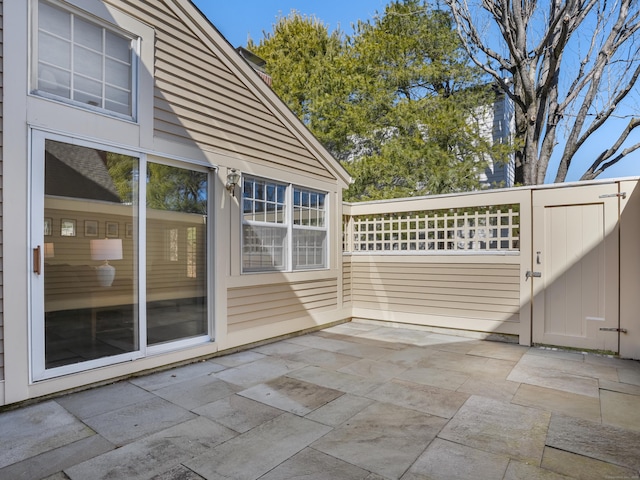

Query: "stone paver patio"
<box><xmin>1</xmin><ymin>321</ymin><xmax>640</xmax><ymax>480</ymax></box>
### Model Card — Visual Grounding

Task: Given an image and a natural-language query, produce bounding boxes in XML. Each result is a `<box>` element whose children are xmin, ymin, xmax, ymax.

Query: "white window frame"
<box><xmin>242</xmin><ymin>175</ymin><xmax>328</xmax><ymax>273</ymax></box>
<box><xmin>31</xmin><ymin>0</ymin><xmax>144</xmax><ymax>122</ymax></box>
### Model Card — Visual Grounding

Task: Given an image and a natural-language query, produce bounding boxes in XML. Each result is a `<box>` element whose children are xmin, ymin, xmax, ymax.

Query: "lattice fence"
<box><xmin>344</xmin><ymin>204</ymin><xmax>520</xmax><ymax>253</ymax></box>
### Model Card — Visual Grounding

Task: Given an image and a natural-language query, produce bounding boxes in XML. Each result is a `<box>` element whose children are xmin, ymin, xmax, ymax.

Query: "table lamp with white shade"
<box><xmin>90</xmin><ymin>238</ymin><xmax>123</xmax><ymax>287</ymax></box>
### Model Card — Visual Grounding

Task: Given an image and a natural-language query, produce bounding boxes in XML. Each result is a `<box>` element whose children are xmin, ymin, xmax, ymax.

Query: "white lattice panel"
<box><xmin>345</xmin><ymin>205</ymin><xmax>519</xmax><ymax>253</ymax></box>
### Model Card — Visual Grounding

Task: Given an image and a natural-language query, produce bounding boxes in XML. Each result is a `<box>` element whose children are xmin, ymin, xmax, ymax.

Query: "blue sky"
<box><xmin>190</xmin><ymin>1</ymin><xmax>640</xmax><ymax>182</ymax></box>
<box><xmin>191</xmin><ymin>1</ymin><xmax>387</xmax><ymax>48</ymax></box>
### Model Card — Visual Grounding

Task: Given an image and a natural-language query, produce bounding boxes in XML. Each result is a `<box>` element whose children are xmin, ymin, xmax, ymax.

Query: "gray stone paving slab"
<box><xmin>512</xmin><ymin>383</ymin><xmax>602</xmax><ymax>422</ymax></box>
<box><xmin>209</xmin><ymin>350</ymin><xmax>266</xmax><ymax>368</ymax></box>
<box><xmin>599</xmin><ymin>378</ymin><xmax>640</xmax><ymax>396</ymax></box>
<box><xmin>65</xmin><ymin>417</ymin><xmax>236</xmax><ymax>480</ymax></box>
<box><xmin>527</xmin><ymin>347</ymin><xmax>587</xmax><ymax>362</ymax></box>
<box><xmin>150</xmin><ymin>464</ymin><xmax>205</xmax><ymax>480</ymax></box>
<box><xmin>214</xmin><ymin>356</ymin><xmax>307</xmax><ymax>388</ymax></box>
<box><xmin>251</xmin><ymin>340</ymin><xmax>310</xmax><ymax>356</ymax></box>
<box><xmin>503</xmin><ymin>460</ymin><xmax>572</xmax><ymax>479</ymax></box>
<box><xmin>466</xmin><ymin>342</ymin><xmax>528</xmax><ymax>362</ymax></box>
<box><xmin>397</xmin><ymin>366</ymin><xmax>469</xmax><ymax>390</ymax></box>
<box><xmin>153</xmin><ymin>375</ymin><xmax>239</xmax><ymax>410</ymax></box>
<box><xmin>618</xmin><ymin>365</ymin><xmax>640</xmax><ymax>386</ymax></box>
<box><xmin>42</xmin><ymin>474</ymin><xmax>68</xmax><ymax>480</ymax></box>
<box><xmin>184</xmin><ymin>413</ymin><xmax>331</xmax><ymax>480</ymax></box>
<box><xmin>129</xmin><ymin>361</ymin><xmax>227</xmax><ymax>391</ymax></box>
<box><xmin>438</xmin><ymin>395</ymin><xmax>550</xmax><ymax>465</ymax></box>
<box><xmin>315</xmin><ymin>329</ymin><xmax>407</xmax><ymax>350</ymax></box>
<box><xmin>239</xmin><ymin>376</ymin><xmax>344</xmax><ymax>416</ymax></box>
<box><xmin>0</xmin><ymin>434</ymin><xmax>113</xmax><ymax>480</ymax></box>
<box><xmin>337</xmin><ymin>357</ymin><xmax>408</xmax><ymax>381</ymax></box>
<box><xmin>55</xmin><ymin>382</ymin><xmax>156</xmax><ymax>419</ymax></box>
<box><xmin>286</xmin><ymin>365</ymin><xmax>383</xmax><ymax>396</ymax></box>
<box><xmin>0</xmin><ymin>401</ymin><xmax>95</xmax><ymax>469</ymax></box>
<box><xmin>82</xmin><ymin>396</ymin><xmax>196</xmax><ymax>446</ymax></box>
<box><xmin>279</xmin><ymin>347</ymin><xmax>362</xmax><ymax>370</ymax></box>
<box><xmin>258</xmin><ymin>447</ymin><xmax>373</xmax><ymax>480</ymax></box>
<box><xmin>400</xmin><ymin>438</ymin><xmax>510</xmax><ymax>480</ymax></box>
<box><xmin>507</xmin><ymin>362</ymin><xmax>600</xmax><ymax>397</ymax></box>
<box><xmin>305</xmin><ymin>393</ymin><xmax>375</xmax><ymax>427</ymax></box>
<box><xmin>518</xmin><ymin>351</ymin><xmax>620</xmax><ymax>381</ymax></box>
<box><xmin>541</xmin><ymin>447</ymin><xmax>640</xmax><ymax>480</ymax></box>
<box><xmin>460</xmin><ymin>357</ymin><xmax>518</xmax><ymax>380</ymax></box>
<box><xmin>546</xmin><ymin>414</ymin><xmax>640</xmax><ymax>472</ymax></box>
<box><xmin>416</xmin><ymin>349</ymin><xmax>486</xmax><ymax>372</ymax></box>
<box><xmin>378</xmin><ymin>345</ymin><xmax>438</xmax><ymax>368</ymax></box>
<box><xmin>312</xmin><ymin>401</ymin><xmax>447</xmax><ymax>479</ymax></box>
<box><xmin>426</xmin><ymin>335</ymin><xmax>482</xmax><ymax>354</ymax></box>
<box><xmin>287</xmin><ymin>334</ymin><xmax>395</xmax><ymax>360</ymax></box>
<box><xmin>366</xmin><ymin>378</ymin><xmax>469</xmax><ymax>419</ymax></box>
<box><xmin>456</xmin><ymin>376</ymin><xmax>520</xmax><ymax>402</ymax></box>
<box><xmin>192</xmin><ymin>394</ymin><xmax>283</xmax><ymax>434</ymax></box>
<box><xmin>584</xmin><ymin>354</ymin><xmax>637</xmax><ymax>368</ymax></box>
<box><xmin>354</xmin><ymin>326</ymin><xmax>436</xmax><ymax>346</ymax></box>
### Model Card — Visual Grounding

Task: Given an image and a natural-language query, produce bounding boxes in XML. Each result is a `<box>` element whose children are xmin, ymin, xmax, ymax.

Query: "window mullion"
<box><xmin>102</xmin><ymin>28</ymin><xmax>107</xmax><ymax>110</ymax></box>
<box><xmin>286</xmin><ymin>183</ymin><xmax>293</xmax><ymax>272</ymax></box>
<box><xmin>70</xmin><ymin>12</ymin><xmax>75</xmax><ymax>101</ymax></box>
<box><xmin>137</xmin><ymin>155</ymin><xmax>148</xmax><ymax>356</ymax></box>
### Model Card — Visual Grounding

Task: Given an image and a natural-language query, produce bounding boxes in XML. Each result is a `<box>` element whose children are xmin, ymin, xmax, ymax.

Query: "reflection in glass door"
<box><xmin>42</xmin><ymin>139</ymin><xmax>139</xmax><ymax>369</ymax></box>
<box><xmin>146</xmin><ymin>163</ymin><xmax>208</xmax><ymax>346</ymax></box>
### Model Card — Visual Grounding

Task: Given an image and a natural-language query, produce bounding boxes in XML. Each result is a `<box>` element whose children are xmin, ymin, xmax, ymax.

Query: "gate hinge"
<box><xmin>599</xmin><ymin>192</ymin><xmax>626</xmax><ymax>199</ymax></box>
<box><xmin>525</xmin><ymin>271</ymin><xmax>541</xmax><ymax>280</ymax></box>
<box><xmin>599</xmin><ymin>327</ymin><xmax>628</xmax><ymax>333</ymax></box>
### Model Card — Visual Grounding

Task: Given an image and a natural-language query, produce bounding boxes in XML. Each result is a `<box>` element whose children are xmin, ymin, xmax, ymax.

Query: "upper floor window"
<box><xmin>242</xmin><ymin>176</ymin><xmax>327</xmax><ymax>272</ymax></box>
<box><xmin>35</xmin><ymin>0</ymin><xmax>136</xmax><ymax>118</ymax></box>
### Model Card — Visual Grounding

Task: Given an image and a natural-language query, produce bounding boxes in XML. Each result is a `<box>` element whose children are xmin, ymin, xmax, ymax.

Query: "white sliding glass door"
<box><xmin>31</xmin><ymin>132</ymin><xmax>212</xmax><ymax>380</ymax></box>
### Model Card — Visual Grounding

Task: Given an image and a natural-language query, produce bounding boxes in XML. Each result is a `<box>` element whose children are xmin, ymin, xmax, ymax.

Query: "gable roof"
<box><xmin>162</xmin><ymin>0</ymin><xmax>352</xmax><ymax>188</ymax></box>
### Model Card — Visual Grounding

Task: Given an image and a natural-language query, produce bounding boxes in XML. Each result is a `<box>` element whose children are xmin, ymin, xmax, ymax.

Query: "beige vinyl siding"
<box><xmin>350</xmin><ymin>259</ymin><xmax>520</xmax><ymax>333</ymax></box>
<box><xmin>228</xmin><ymin>279</ymin><xmax>339</xmax><ymax>333</ymax></box>
<box><xmin>106</xmin><ymin>0</ymin><xmax>335</xmax><ymax>181</ymax></box>
<box><xmin>343</xmin><ymin>257</ymin><xmax>352</xmax><ymax>304</ymax></box>
<box><xmin>0</xmin><ymin>0</ymin><xmax>4</xmax><ymax>382</ymax></box>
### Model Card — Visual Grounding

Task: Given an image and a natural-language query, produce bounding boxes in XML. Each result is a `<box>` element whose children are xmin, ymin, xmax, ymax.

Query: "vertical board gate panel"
<box><xmin>532</xmin><ymin>184</ymin><xmax>620</xmax><ymax>352</ymax></box>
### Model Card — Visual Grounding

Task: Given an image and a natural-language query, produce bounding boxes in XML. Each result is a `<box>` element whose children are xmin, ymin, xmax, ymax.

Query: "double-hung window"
<box><xmin>35</xmin><ymin>0</ymin><xmax>136</xmax><ymax>118</ymax></box>
<box><xmin>292</xmin><ymin>188</ymin><xmax>327</xmax><ymax>269</ymax></box>
<box><xmin>242</xmin><ymin>176</ymin><xmax>327</xmax><ymax>272</ymax></box>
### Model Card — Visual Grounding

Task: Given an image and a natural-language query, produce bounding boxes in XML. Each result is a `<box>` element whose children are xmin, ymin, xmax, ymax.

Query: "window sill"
<box><xmin>227</xmin><ymin>268</ymin><xmax>336</xmax><ymax>288</ymax></box>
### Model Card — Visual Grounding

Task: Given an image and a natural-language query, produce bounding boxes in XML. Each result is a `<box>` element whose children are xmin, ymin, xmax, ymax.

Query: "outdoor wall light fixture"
<box><xmin>226</xmin><ymin>169</ymin><xmax>241</xmax><ymax>197</ymax></box>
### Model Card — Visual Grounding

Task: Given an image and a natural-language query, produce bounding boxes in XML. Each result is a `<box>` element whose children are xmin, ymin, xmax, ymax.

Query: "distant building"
<box><xmin>476</xmin><ymin>90</ymin><xmax>516</xmax><ymax>189</ymax></box>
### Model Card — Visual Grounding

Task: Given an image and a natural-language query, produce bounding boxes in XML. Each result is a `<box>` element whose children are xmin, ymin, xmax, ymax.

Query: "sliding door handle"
<box><xmin>33</xmin><ymin>245</ymin><xmax>41</xmax><ymax>275</ymax></box>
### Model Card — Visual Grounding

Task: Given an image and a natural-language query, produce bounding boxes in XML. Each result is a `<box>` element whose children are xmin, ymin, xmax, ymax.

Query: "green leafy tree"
<box><xmin>249</xmin><ymin>1</ymin><xmax>512</xmax><ymax>201</ymax></box>
<box><xmin>247</xmin><ymin>12</ymin><xmax>348</xmax><ymax>153</ymax></box>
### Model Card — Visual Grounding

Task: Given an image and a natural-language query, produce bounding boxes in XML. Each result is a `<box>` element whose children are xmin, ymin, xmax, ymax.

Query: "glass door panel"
<box><xmin>43</xmin><ymin>139</ymin><xmax>139</xmax><ymax>369</ymax></box>
<box><xmin>146</xmin><ymin>163</ymin><xmax>208</xmax><ymax>345</ymax></box>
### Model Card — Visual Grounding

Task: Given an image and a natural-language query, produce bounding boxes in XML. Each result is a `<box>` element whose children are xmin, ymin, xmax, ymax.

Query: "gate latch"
<box><xmin>525</xmin><ymin>271</ymin><xmax>542</xmax><ymax>280</ymax></box>
<box><xmin>599</xmin><ymin>327</ymin><xmax>628</xmax><ymax>334</ymax></box>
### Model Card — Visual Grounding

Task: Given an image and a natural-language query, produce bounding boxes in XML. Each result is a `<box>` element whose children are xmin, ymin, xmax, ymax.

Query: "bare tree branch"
<box><xmin>445</xmin><ymin>0</ymin><xmax>640</xmax><ymax>184</ymax></box>
<box><xmin>581</xmin><ymin>117</ymin><xmax>640</xmax><ymax>179</ymax></box>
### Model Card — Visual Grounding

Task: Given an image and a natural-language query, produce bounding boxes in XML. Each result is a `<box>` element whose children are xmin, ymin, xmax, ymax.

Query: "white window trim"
<box><xmin>242</xmin><ymin>175</ymin><xmax>329</xmax><ymax>274</ymax></box>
